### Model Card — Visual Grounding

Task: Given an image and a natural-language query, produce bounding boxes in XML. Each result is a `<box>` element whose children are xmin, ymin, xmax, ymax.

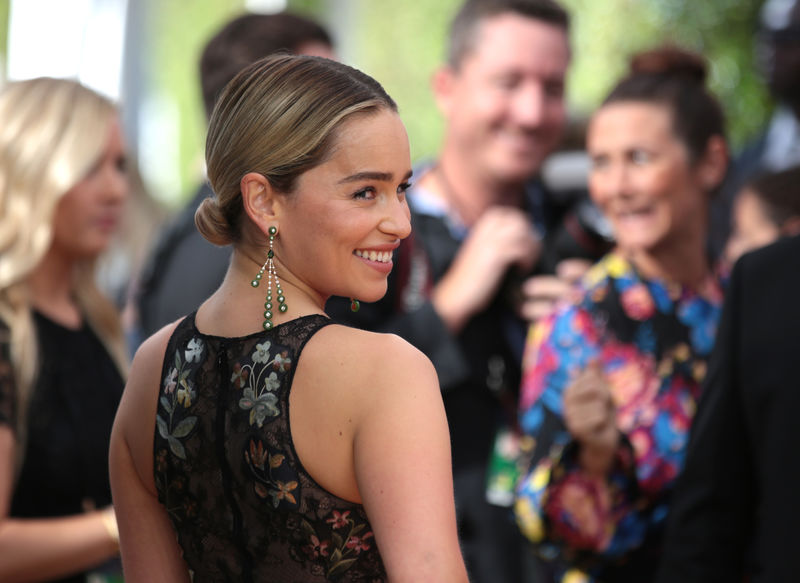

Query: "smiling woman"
<box><xmin>586</xmin><ymin>48</ymin><xmax>728</xmax><ymax>284</ymax></box>
<box><xmin>109</xmin><ymin>54</ymin><xmax>468</xmax><ymax>583</ymax></box>
<box><xmin>266</xmin><ymin>110</ymin><xmax>412</xmax><ymax>305</ymax></box>
<box><xmin>514</xmin><ymin>46</ymin><xmax>729</xmax><ymax>583</ymax></box>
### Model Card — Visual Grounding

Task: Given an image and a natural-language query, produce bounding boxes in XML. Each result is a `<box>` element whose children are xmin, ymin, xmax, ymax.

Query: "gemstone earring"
<box><xmin>251</xmin><ymin>226</ymin><xmax>287</xmax><ymax>329</ymax></box>
<box><xmin>350</xmin><ymin>298</ymin><xmax>360</xmax><ymax>312</ymax></box>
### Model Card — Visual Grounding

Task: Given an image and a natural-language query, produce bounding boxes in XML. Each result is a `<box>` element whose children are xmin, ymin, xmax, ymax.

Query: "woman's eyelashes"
<box><xmin>352</xmin><ymin>181</ymin><xmax>413</xmax><ymax>201</ymax></box>
<box><xmin>352</xmin><ymin>187</ymin><xmax>376</xmax><ymax>200</ymax></box>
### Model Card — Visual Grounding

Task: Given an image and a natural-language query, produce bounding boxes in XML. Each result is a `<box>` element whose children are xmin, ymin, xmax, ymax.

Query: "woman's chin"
<box><xmin>616</xmin><ymin>234</ymin><xmax>663</xmax><ymax>254</ymax></box>
<box><xmin>350</xmin><ymin>285</ymin><xmax>388</xmax><ymax>304</ymax></box>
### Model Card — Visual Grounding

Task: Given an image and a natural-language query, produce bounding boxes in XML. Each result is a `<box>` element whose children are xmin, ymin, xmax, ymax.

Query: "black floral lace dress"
<box><xmin>154</xmin><ymin>313</ymin><xmax>386</xmax><ymax>582</ymax></box>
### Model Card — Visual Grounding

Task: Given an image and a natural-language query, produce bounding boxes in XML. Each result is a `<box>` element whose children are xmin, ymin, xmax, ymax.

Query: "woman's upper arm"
<box><xmin>109</xmin><ymin>324</ymin><xmax>190</xmax><ymax>583</ymax></box>
<box><xmin>351</xmin><ymin>335</ymin><xmax>467</xmax><ymax>583</ymax></box>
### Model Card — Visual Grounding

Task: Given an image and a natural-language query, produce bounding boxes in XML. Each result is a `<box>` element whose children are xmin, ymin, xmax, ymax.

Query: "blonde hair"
<box><xmin>0</xmin><ymin>77</ymin><xmax>128</xmax><ymax>469</ymax></box>
<box><xmin>197</xmin><ymin>54</ymin><xmax>397</xmax><ymax>245</ymax></box>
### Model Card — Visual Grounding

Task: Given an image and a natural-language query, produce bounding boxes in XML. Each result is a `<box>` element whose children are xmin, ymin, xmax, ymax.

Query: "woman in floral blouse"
<box><xmin>514</xmin><ymin>46</ymin><xmax>729</xmax><ymax>582</ymax></box>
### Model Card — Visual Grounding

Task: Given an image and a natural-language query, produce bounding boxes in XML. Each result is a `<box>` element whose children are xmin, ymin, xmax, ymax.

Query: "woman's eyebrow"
<box><xmin>338</xmin><ymin>169</ymin><xmax>413</xmax><ymax>184</ymax></box>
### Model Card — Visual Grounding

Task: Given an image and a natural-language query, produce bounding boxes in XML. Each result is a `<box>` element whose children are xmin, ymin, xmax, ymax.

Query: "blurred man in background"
<box><xmin>327</xmin><ymin>1</ymin><xmax>609</xmax><ymax>581</ymax></box>
<box><xmin>134</xmin><ymin>12</ymin><xmax>334</xmax><ymax>343</ymax></box>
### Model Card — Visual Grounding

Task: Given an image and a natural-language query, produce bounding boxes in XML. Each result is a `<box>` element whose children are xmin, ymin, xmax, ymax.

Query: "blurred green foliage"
<box><xmin>144</xmin><ymin>0</ymin><xmax>245</xmax><ymax>198</ymax></box>
<box><xmin>349</xmin><ymin>2</ymin><xmax>454</xmax><ymax>164</ymax></box>
<box><xmin>350</xmin><ymin>0</ymin><xmax>770</xmax><ymax>162</ymax></box>
<box><xmin>0</xmin><ymin>0</ymin><xmax>8</xmax><ymax>76</ymax></box>
<box><xmin>148</xmin><ymin>0</ymin><xmax>771</xmax><ymax>203</ymax></box>
<box><xmin>563</xmin><ymin>0</ymin><xmax>770</xmax><ymax>145</ymax></box>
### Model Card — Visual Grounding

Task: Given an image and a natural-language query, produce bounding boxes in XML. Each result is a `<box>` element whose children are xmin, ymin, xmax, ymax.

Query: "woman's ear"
<box><xmin>241</xmin><ymin>172</ymin><xmax>282</xmax><ymax>235</ymax></box>
<box><xmin>699</xmin><ymin>135</ymin><xmax>729</xmax><ymax>191</ymax></box>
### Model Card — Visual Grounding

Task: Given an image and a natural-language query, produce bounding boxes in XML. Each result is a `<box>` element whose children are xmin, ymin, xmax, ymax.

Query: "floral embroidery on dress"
<box><xmin>235</xmin><ymin>340</ymin><xmax>291</xmax><ymax>427</ymax></box>
<box><xmin>156</xmin><ymin>336</ymin><xmax>203</xmax><ymax>460</ymax></box>
<box><xmin>244</xmin><ymin>438</ymin><xmax>300</xmax><ymax>509</ymax></box>
<box><xmin>298</xmin><ymin>509</ymin><xmax>377</xmax><ymax>578</ymax></box>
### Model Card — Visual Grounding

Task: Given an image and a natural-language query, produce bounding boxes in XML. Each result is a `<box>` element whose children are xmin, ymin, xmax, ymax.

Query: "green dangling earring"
<box><xmin>350</xmin><ymin>298</ymin><xmax>360</xmax><ymax>312</ymax></box>
<box><xmin>251</xmin><ymin>226</ymin><xmax>287</xmax><ymax>330</ymax></box>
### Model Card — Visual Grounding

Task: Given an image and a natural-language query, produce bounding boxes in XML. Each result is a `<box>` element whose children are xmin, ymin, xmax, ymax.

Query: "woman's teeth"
<box><xmin>355</xmin><ymin>249</ymin><xmax>392</xmax><ymax>263</ymax></box>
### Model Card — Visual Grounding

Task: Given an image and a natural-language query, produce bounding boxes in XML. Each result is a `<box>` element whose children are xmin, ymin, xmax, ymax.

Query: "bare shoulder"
<box><xmin>304</xmin><ymin>324</ymin><xmax>439</xmax><ymax>408</ymax></box>
<box><xmin>315</xmin><ymin>324</ymin><xmax>435</xmax><ymax>380</ymax></box>
<box><xmin>127</xmin><ymin>321</ymin><xmax>180</xmax><ymax>399</ymax></box>
<box><xmin>310</xmin><ymin>327</ymin><xmax>464</xmax><ymax>581</ymax></box>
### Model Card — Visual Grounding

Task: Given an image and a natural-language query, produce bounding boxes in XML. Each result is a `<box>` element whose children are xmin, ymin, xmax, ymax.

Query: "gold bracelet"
<box><xmin>100</xmin><ymin>507</ymin><xmax>120</xmax><ymax>551</ymax></box>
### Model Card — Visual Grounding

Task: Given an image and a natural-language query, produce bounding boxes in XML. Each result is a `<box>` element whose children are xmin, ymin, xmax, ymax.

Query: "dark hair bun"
<box><xmin>630</xmin><ymin>45</ymin><xmax>707</xmax><ymax>85</ymax></box>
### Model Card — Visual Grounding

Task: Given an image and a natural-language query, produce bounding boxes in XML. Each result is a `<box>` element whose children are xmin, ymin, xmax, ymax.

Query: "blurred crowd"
<box><xmin>1</xmin><ymin>0</ymin><xmax>799</xmax><ymax>581</ymax></box>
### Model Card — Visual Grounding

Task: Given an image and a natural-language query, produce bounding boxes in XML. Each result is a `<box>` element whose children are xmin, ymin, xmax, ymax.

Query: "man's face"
<box><xmin>436</xmin><ymin>13</ymin><xmax>570</xmax><ymax>184</ymax></box>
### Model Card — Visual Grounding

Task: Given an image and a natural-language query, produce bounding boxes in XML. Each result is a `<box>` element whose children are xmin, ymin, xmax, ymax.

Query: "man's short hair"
<box><xmin>199</xmin><ymin>12</ymin><xmax>333</xmax><ymax>118</ymax></box>
<box><xmin>748</xmin><ymin>165</ymin><xmax>800</xmax><ymax>227</ymax></box>
<box><xmin>447</xmin><ymin>0</ymin><xmax>569</xmax><ymax>69</ymax></box>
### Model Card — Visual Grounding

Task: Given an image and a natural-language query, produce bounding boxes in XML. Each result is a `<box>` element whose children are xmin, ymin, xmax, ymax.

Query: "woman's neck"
<box><xmin>625</xmin><ymin>235</ymin><xmax>711</xmax><ymax>291</ymax></box>
<box><xmin>27</xmin><ymin>248</ymin><xmax>81</xmax><ymax>328</ymax></box>
<box><xmin>197</xmin><ymin>248</ymin><xmax>326</xmax><ymax>336</ymax></box>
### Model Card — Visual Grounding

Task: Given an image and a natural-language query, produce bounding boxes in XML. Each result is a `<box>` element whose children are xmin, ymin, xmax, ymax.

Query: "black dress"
<box><xmin>154</xmin><ymin>313</ymin><xmax>386</xmax><ymax>582</ymax></box>
<box><xmin>0</xmin><ymin>311</ymin><xmax>125</xmax><ymax>583</ymax></box>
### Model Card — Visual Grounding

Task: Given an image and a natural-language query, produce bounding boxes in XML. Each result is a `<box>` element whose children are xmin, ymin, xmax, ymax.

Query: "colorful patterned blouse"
<box><xmin>514</xmin><ymin>252</ymin><xmax>723</xmax><ymax>582</ymax></box>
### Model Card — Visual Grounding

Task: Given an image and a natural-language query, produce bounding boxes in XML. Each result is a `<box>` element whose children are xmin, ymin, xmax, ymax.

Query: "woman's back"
<box><xmin>110</xmin><ymin>54</ymin><xmax>467</xmax><ymax>583</ymax></box>
<box><xmin>154</xmin><ymin>313</ymin><xmax>385</xmax><ymax>582</ymax></box>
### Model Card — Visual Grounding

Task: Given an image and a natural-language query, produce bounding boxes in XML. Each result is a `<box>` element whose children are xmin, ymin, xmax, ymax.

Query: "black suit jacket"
<box><xmin>655</xmin><ymin>234</ymin><xmax>800</xmax><ymax>583</ymax></box>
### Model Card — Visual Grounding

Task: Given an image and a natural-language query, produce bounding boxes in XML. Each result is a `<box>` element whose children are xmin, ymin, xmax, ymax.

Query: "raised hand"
<box><xmin>433</xmin><ymin>206</ymin><xmax>541</xmax><ymax>332</ymax></box>
<box><xmin>563</xmin><ymin>360</ymin><xmax>619</xmax><ymax>477</ymax></box>
<box><xmin>519</xmin><ymin>258</ymin><xmax>591</xmax><ymax>322</ymax></box>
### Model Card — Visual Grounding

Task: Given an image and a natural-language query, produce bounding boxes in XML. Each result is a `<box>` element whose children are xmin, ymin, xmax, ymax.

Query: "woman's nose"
<box><xmin>382</xmin><ymin>194</ymin><xmax>412</xmax><ymax>240</ymax></box>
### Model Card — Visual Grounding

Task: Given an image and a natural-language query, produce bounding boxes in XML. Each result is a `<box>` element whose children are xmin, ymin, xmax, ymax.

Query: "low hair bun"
<box><xmin>630</xmin><ymin>45</ymin><xmax>708</xmax><ymax>86</ymax></box>
<box><xmin>195</xmin><ymin>194</ymin><xmax>237</xmax><ymax>246</ymax></box>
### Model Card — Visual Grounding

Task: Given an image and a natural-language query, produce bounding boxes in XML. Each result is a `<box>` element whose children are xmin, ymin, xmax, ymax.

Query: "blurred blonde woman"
<box><xmin>0</xmin><ymin>77</ymin><xmax>129</xmax><ymax>582</ymax></box>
